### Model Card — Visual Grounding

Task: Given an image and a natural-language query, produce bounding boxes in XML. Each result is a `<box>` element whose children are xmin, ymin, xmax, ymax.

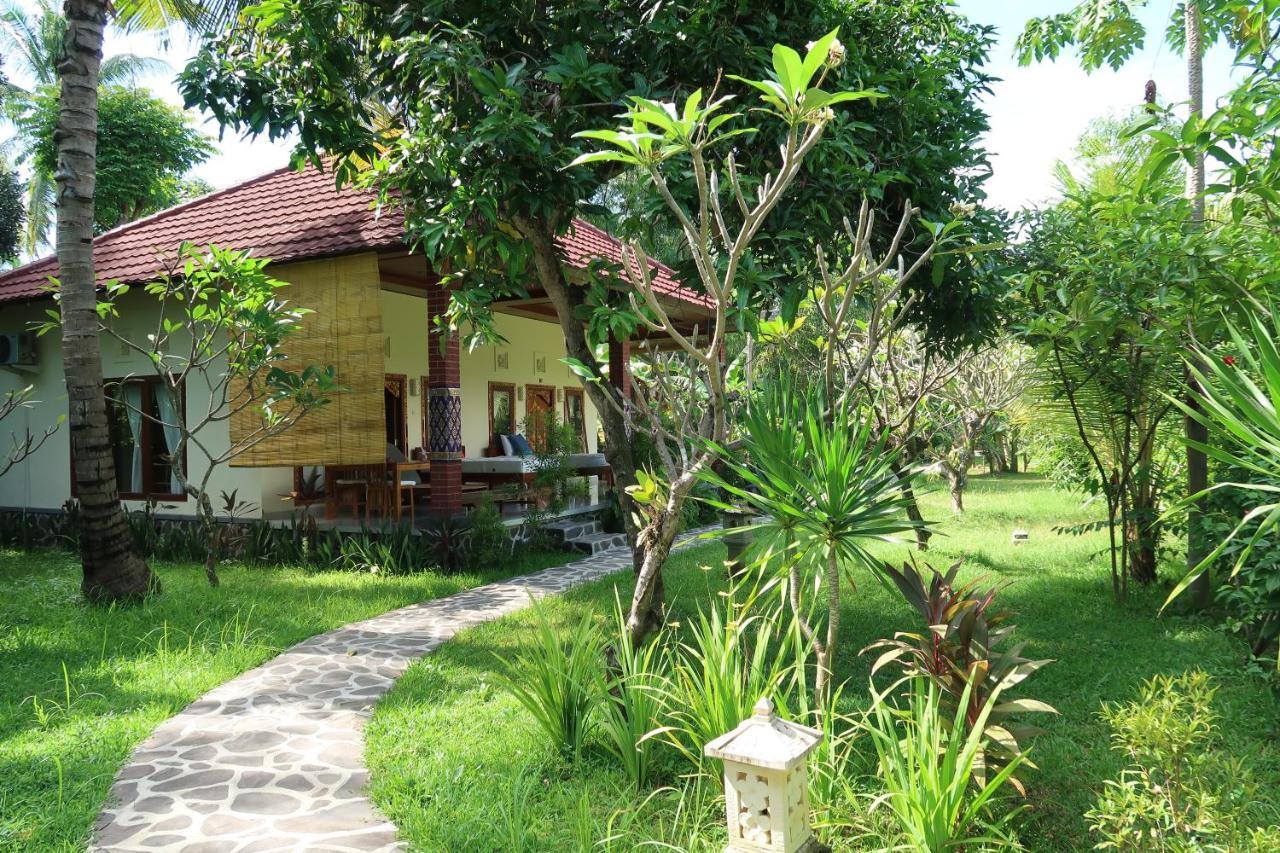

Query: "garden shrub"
<box><xmin>866</xmin><ymin>558</ymin><xmax>1055</xmax><ymax>790</ymax></box>
<box><xmin>494</xmin><ymin>601</ymin><xmax>603</xmax><ymax>757</ymax></box>
<box><xmin>863</xmin><ymin>676</ymin><xmax>1025</xmax><ymax>851</ymax></box>
<box><xmin>1087</xmin><ymin>670</ymin><xmax>1280</xmax><ymax>851</ymax></box>
<box><xmin>466</xmin><ymin>496</ymin><xmax>513</xmax><ymax>569</ymax></box>
<box><xmin>1203</xmin><ymin>466</ymin><xmax>1280</xmax><ymax>675</ymax></box>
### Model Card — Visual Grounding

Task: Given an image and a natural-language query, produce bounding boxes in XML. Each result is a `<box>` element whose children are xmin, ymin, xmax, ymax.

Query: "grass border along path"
<box><xmin>0</xmin><ymin>547</ymin><xmax>574</xmax><ymax>851</ymax></box>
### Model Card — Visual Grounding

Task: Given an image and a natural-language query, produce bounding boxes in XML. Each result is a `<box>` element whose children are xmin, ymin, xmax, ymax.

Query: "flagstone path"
<box><xmin>90</xmin><ymin>531</ymin><xmax>710</xmax><ymax>852</ymax></box>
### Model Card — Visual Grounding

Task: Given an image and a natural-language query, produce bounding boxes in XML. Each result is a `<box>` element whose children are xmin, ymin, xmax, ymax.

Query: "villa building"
<box><xmin>0</xmin><ymin>163</ymin><xmax>709</xmax><ymax>522</ymax></box>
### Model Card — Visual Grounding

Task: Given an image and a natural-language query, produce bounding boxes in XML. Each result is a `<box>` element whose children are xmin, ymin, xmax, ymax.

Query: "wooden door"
<box><xmin>525</xmin><ymin>384</ymin><xmax>556</xmax><ymax>452</ymax></box>
<box><xmin>384</xmin><ymin>375</ymin><xmax>408</xmax><ymax>454</ymax></box>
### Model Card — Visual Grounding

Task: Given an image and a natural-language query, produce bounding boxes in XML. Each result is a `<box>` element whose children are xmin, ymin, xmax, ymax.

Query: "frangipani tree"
<box><xmin>934</xmin><ymin>342</ymin><xmax>1035</xmax><ymax>513</ymax></box>
<box><xmin>568</xmin><ymin>31</ymin><xmax>879</xmax><ymax>641</ymax></box>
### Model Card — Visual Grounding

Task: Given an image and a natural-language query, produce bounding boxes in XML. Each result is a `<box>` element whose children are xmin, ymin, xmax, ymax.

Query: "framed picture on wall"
<box><xmin>494</xmin><ymin>348</ymin><xmax>510</xmax><ymax>371</ymax></box>
<box><xmin>533</xmin><ymin>351</ymin><xmax>548</xmax><ymax>374</ymax></box>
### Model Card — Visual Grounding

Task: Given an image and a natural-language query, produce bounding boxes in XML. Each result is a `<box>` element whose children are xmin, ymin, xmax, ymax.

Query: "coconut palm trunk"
<box><xmin>56</xmin><ymin>0</ymin><xmax>156</xmax><ymax>601</ymax></box>
<box><xmin>1183</xmin><ymin>0</ymin><xmax>1211</xmax><ymax>608</ymax></box>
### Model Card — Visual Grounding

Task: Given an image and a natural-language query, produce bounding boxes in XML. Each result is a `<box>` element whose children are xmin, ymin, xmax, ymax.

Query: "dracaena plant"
<box><xmin>865</xmin><ymin>559</ymin><xmax>1056</xmax><ymax>792</ymax></box>
<box><xmin>699</xmin><ymin>382</ymin><xmax>923</xmax><ymax>711</ymax></box>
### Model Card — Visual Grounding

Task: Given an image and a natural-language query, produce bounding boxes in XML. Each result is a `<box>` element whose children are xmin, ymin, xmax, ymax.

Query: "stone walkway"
<box><xmin>90</xmin><ymin>532</ymin><xmax>709</xmax><ymax>852</ymax></box>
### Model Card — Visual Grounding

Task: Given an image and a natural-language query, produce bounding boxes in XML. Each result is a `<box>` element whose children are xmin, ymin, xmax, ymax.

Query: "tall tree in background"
<box><xmin>180</xmin><ymin>0</ymin><xmax>1003</xmax><ymax>634</ymax></box>
<box><xmin>0</xmin><ymin>0</ymin><xmax>167</xmax><ymax>253</ymax></box>
<box><xmin>1017</xmin><ymin>0</ymin><xmax>1233</xmax><ymax>607</ymax></box>
<box><xmin>0</xmin><ymin>57</ymin><xmax>22</xmax><ymax>263</ymax></box>
<box><xmin>1182</xmin><ymin>0</ymin><xmax>1211</xmax><ymax>606</ymax></box>
<box><xmin>20</xmin><ymin>85</ymin><xmax>211</xmax><ymax>233</ymax></box>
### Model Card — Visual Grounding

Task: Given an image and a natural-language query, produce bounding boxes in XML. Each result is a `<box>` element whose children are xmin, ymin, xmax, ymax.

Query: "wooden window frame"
<box><xmin>94</xmin><ymin>376</ymin><xmax>188</xmax><ymax>502</ymax></box>
<box><xmin>419</xmin><ymin>374</ymin><xmax>429</xmax><ymax>450</ymax></box>
<box><xmin>488</xmin><ymin>381</ymin><xmax>516</xmax><ymax>445</ymax></box>
<box><xmin>384</xmin><ymin>374</ymin><xmax>409</xmax><ymax>454</ymax></box>
<box><xmin>563</xmin><ymin>387</ymin><xmax>587</xmax><ymax>451</ymax></box>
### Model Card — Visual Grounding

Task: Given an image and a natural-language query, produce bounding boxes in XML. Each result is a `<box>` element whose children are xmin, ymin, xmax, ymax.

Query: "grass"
<box><xmin>364</xmin><ymin>473</ymin><xmax>1280</xmax><ymax>851</ymax></box>
<box><xmin>0</xmin><ymin>547</ymin><xmax>573</xmax><ymax>851</ymax></box>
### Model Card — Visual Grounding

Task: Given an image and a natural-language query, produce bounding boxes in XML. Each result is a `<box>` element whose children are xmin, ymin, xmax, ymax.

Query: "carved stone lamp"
<box><xmin>704</xmin><ymin>697</ymin><xmax>824</xmax><ymax>853</ymax></box>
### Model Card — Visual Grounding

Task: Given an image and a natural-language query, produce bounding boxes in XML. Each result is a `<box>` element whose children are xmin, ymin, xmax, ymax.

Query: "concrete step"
<box><xmin>543</xmin><ymin>518</ymin><xmax>601</xmax><ymax>544</ymax></box>
<box><xmin>566</xmin><ymin>531</ymin><xmax>629</xmax><ymax>555</ymax></box>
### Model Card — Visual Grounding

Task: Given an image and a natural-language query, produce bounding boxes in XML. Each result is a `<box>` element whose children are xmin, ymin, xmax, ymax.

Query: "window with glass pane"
<box><xmin>489</xmin><ymin>382</ymin><xmax>515</xmax><ymax>443</ymax></box>
<box><xmin>100</xmin><ymin>378</ymin><xmax>186</xmax><ymax>499</ymax></box>
<box><xmin>564</xmin><ymin>388</ymin><xmax>586</xmax><ymax>451</ymax></box>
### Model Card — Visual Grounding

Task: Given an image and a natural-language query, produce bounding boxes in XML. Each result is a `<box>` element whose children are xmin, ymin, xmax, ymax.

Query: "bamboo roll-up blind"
<box><xmin>230</xmin><ymin>252</ymin><xmax>386</xmax><ymax>466</ymax></box>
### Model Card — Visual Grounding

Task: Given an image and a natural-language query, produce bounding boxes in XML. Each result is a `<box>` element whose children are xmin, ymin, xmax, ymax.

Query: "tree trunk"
<box><xmin>1008</xmin><ymin>432</ymin><xmax>1020</xmax><ymax>473</ymax></box>
<box><xmin>625</xmin><ymin>498</ymin><xmax>684</xmax><ymax>643</ymax></box>
<box><xmin>939</xmin><ymin>461</ymin><xmax>966</xmax><ymax>513</ymax></box>
<box><xmin>515</xmin><ymin>215</ymin><xmax>640</xmax><ymax>549</ymax></box>
<box><xmin>896</xmin><ymin>468</ymin><xmax>931</xmax><ymax>551</ymax></box>
<box><xmin>515</xmin><ymin>214</ymin><xmax>684</xmax><ymax>639</ymax></box>
<box><xmin>1125</xmin><ymin>517</ymin><xmax>1158</xmax><ymax>585</ymax></box>
<box><xmin>198</xmin><ymin>491</ymin><xmax>221</xmax><ymax>588</ymax></box>
<box><xmin>57</xmin><ymin>0</ymin><xmax>156</xmax><ymax>603</ymax></box>
<box><xmin>1184</xmin><ymin>0</ymin><xmax>1212</xmax><ymax>609</ymax></box>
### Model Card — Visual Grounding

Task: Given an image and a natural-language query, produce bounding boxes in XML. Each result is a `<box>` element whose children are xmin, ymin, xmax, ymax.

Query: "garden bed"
<box><xmin>364</xmin><ymin>474</ymin><xmax>1280</xmax><ymax>850</ymax></box>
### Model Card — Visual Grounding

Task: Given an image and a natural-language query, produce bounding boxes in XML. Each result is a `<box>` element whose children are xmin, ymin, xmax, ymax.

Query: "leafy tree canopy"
<box><xmin>1014</xmin><ymin>0</ymin><xmax>1243</xmax><ymax>71</ymax></box>
<box><xmin>180</xmin><ymin>0</ymin><xmax>1004</xmax><ymax>349</ymax></box>
<box><xmin>0</xmin><ymin>160</ymin><xmax>20</xmax><ymax>264</ymax></box>
<box><xmin>0</xmin><ymin>58</ymin><xmax>20</xmax><ymax>263</ymax></box>
<box><xmin>23</xmin><ymin>85</ymin><xmax>212</xmax><ymax>234</ymax></box>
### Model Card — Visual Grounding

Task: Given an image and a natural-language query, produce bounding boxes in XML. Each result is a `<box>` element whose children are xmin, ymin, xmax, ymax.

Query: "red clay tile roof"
<box><xmin>0</xmin><ymin>162</ymin><xmax>708</xmax><ymax>311</ymax></box>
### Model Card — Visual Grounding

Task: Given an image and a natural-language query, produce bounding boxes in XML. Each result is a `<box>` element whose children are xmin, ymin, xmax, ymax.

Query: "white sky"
<box><xmin>8</xmin><ymin>0</ymin><xmax>1243</xmax><ymax>213</ymax></box>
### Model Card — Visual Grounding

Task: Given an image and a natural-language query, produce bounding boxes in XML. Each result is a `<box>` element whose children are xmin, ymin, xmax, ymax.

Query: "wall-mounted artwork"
<box><xmin>494</xmin><ymin>348</ymin><xmax>510</xmax><ymax>371</ymax></box>
<box><xmin>533</xmin><ymin>351</ymin><xmax>548</xmax><ymax>374</ymax></box>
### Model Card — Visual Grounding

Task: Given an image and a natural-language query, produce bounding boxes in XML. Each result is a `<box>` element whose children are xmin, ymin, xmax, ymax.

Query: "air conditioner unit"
<box><xmin>0</xmin><ymin>334</ymin><xmax>37</xmax><ymax>367</ymax></box>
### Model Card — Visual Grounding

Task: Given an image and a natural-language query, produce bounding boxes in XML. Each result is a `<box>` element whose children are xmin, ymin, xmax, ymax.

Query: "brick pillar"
<box><xmin>608</xmin><ymin>333</ymin><xmax>631</xmax><ymax>400</ymax></box>
<box><xmin>427</xmin><ymin>286</ymin><xmax>462</xmax><ymax>516</ymax></box>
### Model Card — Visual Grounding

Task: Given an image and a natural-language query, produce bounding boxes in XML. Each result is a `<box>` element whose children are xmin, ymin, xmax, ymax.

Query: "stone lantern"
<box><xmin>704</xmin><ymin>697</ymin><xmax>824</xmax><ymax>853</ymax></box>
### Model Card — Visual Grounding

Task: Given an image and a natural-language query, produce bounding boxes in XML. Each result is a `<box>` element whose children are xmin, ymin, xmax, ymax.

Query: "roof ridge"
<box><xmin>6</xmin><ymin>161</ymin><xmax>302</xmax><ymax>275</ymax></box>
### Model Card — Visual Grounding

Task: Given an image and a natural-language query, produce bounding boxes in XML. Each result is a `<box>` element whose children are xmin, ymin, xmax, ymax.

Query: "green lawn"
<box><xmin>0</xmin><ymin>548</ymin><xmax>572</xmax><ymax>851</ymax></box>
<box><xmin>365</xmin><ymin>473</ymin><xmax>1280</xmax><ymax>851</ymax></box>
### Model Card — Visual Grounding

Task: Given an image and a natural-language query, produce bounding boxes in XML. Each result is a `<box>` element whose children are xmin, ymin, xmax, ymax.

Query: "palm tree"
<box><xmin>54</xmin><ymin>0</ymin><xmax>244</xmax><ymax>602</ymax></box>
<box><xmin>1183</xmin><ymin>0</ymin><xmax>1212</xmax><ymax>608</ymax></box>
<box><xmin>0</xmin><ymin>0</ymin><xmax>167</xmax><ymax>254</ymax></box>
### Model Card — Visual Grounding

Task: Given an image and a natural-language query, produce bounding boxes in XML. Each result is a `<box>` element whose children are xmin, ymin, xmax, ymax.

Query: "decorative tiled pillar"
<box><xmin>427</xmin><ymin>286</ymin><xmax>462</xmax><ymax>516</ymax></box>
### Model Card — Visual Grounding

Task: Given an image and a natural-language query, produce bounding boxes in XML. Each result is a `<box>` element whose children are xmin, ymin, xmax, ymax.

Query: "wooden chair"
<box><xmin>324</xmin><ymin>465</ymin><xmax>372</xmax><ymax>521</ymax></box>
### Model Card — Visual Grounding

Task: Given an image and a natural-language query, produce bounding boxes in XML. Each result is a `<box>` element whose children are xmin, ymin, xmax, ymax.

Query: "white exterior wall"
<box><xmin>381</xmin><ymin>289</ymin><xmax>430</xmax><ymax>451</ymax></box>
<box><xmin>0</xmin><ymin>290</ymin><xmax>285</xmax><ymax>517</ymax></box>
<box><xmin>0</xmin><ymin>286</ymin><xmax>599</xmax><ymax>518</ymax></box>
<box><xmin>460</xmin><ymin>312</ymin><xmax>599</xmax><ymax>456</ymax></box>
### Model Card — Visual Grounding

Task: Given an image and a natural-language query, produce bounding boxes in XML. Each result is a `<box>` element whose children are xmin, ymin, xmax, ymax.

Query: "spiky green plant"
<box><xmin>1171</xmin><ymin>310</ymin><xmax>1280</xmax><ymax>618</ymax></box>
<box><xmin>597</xmin><ymin>592</ymin><xmax>672</xmax><ymax>787</ymax></box>
<box><xmin>659</xmin><ymin>581</ymin><xmax>799</xmax><ymax>768</ymax></box>
<box><xmin>863</xmin><ymin>676</ymin><xmax>1026</xmax><ymax>851</ymax></box>
<box><xmin>493</xmin><ymin>601</ymin><xmax>603</xmax><ymax>758</ymax></box>
<box><xmin>701</xmin><ymin>382</ymin><xmax>923</xmax><ymax>706</ymax></box>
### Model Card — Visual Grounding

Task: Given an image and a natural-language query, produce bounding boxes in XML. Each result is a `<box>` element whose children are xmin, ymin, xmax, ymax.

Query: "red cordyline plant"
<box><xmin>864</xmin><ymin>559</ymin><xmax>1056</xmax><ymax>793</ymax></box>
